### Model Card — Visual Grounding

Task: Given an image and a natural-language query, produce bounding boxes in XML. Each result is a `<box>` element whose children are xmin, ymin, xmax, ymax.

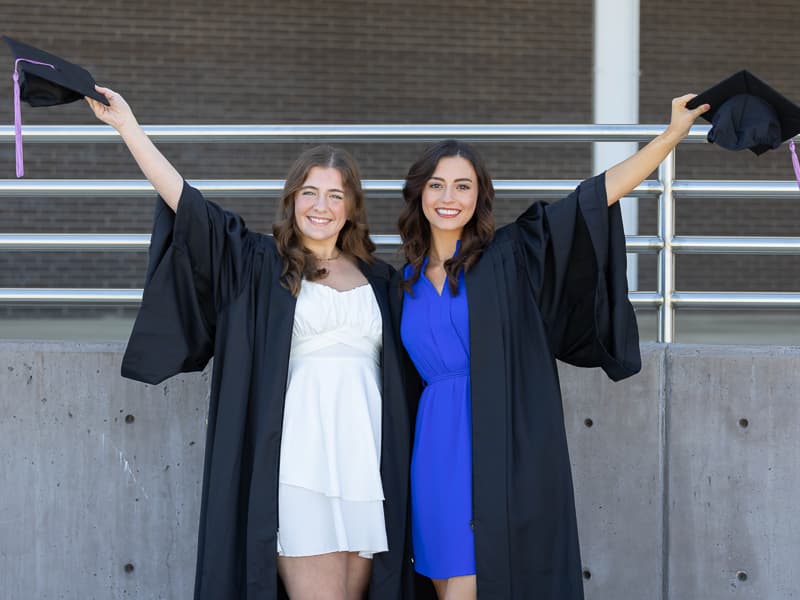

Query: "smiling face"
<box><xmin>421</xmin><ymin>155</ymin><xmax>479</xmax><ymax>237</ymax></box>
<box><xmin>293</xmin><ymin>166</ymin><xmax>349</xmax><ymax>251</ymax></box>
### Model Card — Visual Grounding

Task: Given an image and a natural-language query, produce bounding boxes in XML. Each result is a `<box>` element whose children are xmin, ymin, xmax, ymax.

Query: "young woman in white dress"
<box><xmin>86</xmin><ymin>86</ymin><xmax>406</xmax><ymax>600</ymax></box>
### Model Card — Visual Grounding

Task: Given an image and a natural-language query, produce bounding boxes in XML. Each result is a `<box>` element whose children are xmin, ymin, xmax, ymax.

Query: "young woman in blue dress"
<box><xmin>394</xmin><ymin>95</ymin><xmax>710</xmax><ymax>600</ymax></box>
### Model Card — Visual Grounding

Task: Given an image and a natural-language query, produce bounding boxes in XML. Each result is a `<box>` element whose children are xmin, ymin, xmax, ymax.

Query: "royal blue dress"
<box><xmin>400</xmin><ymin>258</ymin><xmax>475</xmax><ymax>579</ymax></box>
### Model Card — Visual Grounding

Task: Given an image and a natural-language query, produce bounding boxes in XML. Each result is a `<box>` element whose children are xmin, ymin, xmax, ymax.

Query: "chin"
<box><xmin>303</xmin><ymin>232</ymin><xmax>336</xmax><ymax>242</ymax></box>
<box><xmin>300</xmin><ymin>227</ymin><xmax>339</xmax><ymax>243</ymax></box>
<box><xmin>432</xmin><ymin>220</ymin><xmax>467</xmax><ymax>232</ymax></box>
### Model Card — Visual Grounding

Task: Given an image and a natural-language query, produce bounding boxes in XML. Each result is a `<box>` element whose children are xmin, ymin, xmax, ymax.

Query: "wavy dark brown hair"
<box><xmin>398</xmin><ymin>140</ymin><xmax>496</xmax><ymax>295</ymax></box>
<box><xmin>273</xmin><ymin>145</ymin><xmax>375</xmax><ymax>296</ymax></box>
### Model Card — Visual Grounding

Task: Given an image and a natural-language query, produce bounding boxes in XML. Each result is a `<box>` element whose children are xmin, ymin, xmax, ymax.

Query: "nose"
<box><xmin>441</xmin><ymin>184</ymin><xmax>457</xmax><ymax>204</ymax></box>
<box><xmin>313</xmin><ymin>193</ymin><xmax>330</xmax><ymax>211</ymax></box>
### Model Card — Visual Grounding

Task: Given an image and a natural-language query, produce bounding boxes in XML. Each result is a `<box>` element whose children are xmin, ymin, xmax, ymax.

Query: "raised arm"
<box><xmin>604</xmin><ymin>94</ymin><xmax>710</xmax><ymax>206</ymax></box>
<box><xmin>85</xmin><ymin>85</ymin><xmax>183</xmax><ymax>212</ymax></box>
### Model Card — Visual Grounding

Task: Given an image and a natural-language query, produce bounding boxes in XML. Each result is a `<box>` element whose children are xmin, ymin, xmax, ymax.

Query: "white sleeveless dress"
<box><xmin>277</xmin><ymin>279</ymin><xmax>388</xmax><ymax>559</ymax></box>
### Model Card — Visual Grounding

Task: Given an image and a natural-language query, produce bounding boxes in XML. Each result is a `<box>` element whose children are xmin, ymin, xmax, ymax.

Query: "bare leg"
<box><xmin>345</xmin><ymin>553</ymin><xmax>372</xmax><ymax>600</ymax></box>
<box><xmin>278</xmin><ymin>552</ymin><xmax>346</xmax><ymax>600</ymax></box>
<box><xmin>443</xmin><ymin>575</ymin><xmax>477</xmax><ymax>600</ymax></box>
<box><xmin>277</xmin><ymin>551</ymin><xmax>372</xmax><ymax>600</ymax></box>
<box><xmin>432</xmin><ymin>578</ymin><xmax>448</xmax><ymax>599</ymax></box>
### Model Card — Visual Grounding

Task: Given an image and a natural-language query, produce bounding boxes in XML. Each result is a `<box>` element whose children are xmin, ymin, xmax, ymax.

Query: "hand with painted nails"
<box><xmin>666</xmin><ymin>93</ymin><xmax>711</xmax><ymax>141</ymax></box>
<box><xmin>85</xmin><ymin>84</ymin><xmax>137</xmax><ymax>133</ymax></box>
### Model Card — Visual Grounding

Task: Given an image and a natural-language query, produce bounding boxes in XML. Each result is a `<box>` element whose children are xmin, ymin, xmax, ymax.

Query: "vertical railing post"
<box><xmin>657</xmin><ymin>150</ymin><xmax>676</xmax><ymax>342</ymax></box>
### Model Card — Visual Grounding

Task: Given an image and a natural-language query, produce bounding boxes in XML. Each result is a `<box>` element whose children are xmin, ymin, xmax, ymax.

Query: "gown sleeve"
<box><xmin>121</xmin><ymin>181</ymin><xmax>251</xmax><ymax>384</ymax></box>
<box><xmin>512</xmin><ymin>172</ymin><xmax>641</xmax><ymax>381</ymax></box>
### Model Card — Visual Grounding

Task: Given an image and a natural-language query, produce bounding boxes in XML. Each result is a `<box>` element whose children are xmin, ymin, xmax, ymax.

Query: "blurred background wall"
<box><xmin>0</xmin><ymin>0</ymin><xmax>798</xmax><ymax>342</ymax></box>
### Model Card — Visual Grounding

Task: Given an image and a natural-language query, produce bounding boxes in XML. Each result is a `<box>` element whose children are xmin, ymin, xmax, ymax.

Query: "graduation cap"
<box><xmin>686</xmin><ymin>70</ymin><xmax>800</xmax><ymax>156</ymax></box>
<box><xmin>3</xmin><ymin>36</ymin><xmax>109</xmax><ymax>177</ymax></box>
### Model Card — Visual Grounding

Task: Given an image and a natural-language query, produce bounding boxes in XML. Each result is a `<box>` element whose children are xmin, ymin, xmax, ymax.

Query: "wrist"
<box><xmin>116</xmin><ymin>118</ymin><xmax>141</xmax><ymax>138</ymax></box>
<box><xmin>660</xmin><ymin>126</ymin><xmax>685</xmax><ymax>147</ymax></box>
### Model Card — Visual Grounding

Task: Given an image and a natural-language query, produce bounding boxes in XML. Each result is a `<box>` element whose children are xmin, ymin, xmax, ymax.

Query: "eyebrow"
<box><xmin>429</xmin><ymin>176</ymin><xmax>474</xmax><ymax>183</ymax></box>
<box><xmin>300</xmin><ymin>185</ymin><xmax>345</xmax><ymax>193</ymax></box>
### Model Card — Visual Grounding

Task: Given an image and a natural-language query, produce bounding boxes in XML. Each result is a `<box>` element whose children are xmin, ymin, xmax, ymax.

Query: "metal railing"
<box><xmin>1</xmin><ymin>124</ymin><xmax>799</xmax><ymax>342</ymax></box>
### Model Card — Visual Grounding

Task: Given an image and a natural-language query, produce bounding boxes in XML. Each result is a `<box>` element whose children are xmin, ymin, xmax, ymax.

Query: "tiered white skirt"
<box><xmin>277</xmin><ymin>282</ymin><xmax>387</xmax><ymax>559</ymax></box>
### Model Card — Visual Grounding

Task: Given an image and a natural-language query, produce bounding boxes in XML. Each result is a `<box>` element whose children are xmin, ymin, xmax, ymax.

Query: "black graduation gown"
<box><xmin>121</xmin><ymin>182</ymin><xmax>413</xmax><ymax>600</ymax></box>
<box><xmin>391</xmin><ymin>172</ymin><xmax>641</xmax><ymax>600</ymax></box>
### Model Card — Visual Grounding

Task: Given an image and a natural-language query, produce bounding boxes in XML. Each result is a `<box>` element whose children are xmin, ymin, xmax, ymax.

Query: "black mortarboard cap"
<box><xmin>3</xmin><ymin>36</ymin><xmax>109</xmax><ymax>177</ymax></box>
<box><xmin>686</xmin><ymin>70</ymin><xmax>800</xmax><ymax>155</ymax></box>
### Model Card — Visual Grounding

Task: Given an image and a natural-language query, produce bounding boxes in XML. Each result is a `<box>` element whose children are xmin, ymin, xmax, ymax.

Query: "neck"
<box><xmin>302</xmin><ymin>237</ymin><xmax>339</xmax><ymax>260</ymax></box>
<box><xmin>429</xmin><ymin>229</ymin><xmax>461</xmax><ymax>263</ymax></box>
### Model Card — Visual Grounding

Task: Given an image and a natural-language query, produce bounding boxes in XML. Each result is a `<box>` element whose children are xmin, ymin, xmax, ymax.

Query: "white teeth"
<box><xmin>436</xmin><ymin>208</ymin><xmax>460</xmax><ymax>216</ymax></box>
<box><xmin>308</xmin><ymin>216</ymin><xmax>331</xmax><ymax>224</ymax></box>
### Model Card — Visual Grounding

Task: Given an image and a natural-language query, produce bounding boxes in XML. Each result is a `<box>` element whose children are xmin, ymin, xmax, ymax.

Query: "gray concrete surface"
<box><xmin>561</xmin><ymin>344</ymin><xmax>666</xmax><ymax>600</ymax></box>
<box><xmin>667</xmin><ymin>346</ymin><xmax>800</xmax><ymax>600</ymax></box>
<box><xmin>0</xmin><ymin>342</ymin><xmax>209</xmax><ymax>599</ymax></box>
<box><xmin>1</xmin><ymin>341</ymin><xmax>798</xmax><ymax>599</ymax></box>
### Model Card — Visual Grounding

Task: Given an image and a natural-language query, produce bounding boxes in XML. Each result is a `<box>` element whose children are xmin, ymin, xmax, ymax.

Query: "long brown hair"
<box><xmin>273</xmin><ymin>145</ymin><xmax>375</xmax><ymax>296</ymax></box>
<box><xmin>398</xmin><ymin>140</ymin><xmax>496</xmax><ymax>295</ymax></box>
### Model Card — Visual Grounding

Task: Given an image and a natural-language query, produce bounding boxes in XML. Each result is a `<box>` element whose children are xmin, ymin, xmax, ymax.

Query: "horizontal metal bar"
<box><xmin>672</xmin><ymin>236</ymin><xmax>800</xmax><ymax>254</ymax></box>
<box><xmin>370</xmin><ymin>234</ymin><xmax>402</xmax><ymax>247</ymax></box>
<box><xmin>630</xmin><ymin>292</ymin><xmax>663</xmax><ymax>308</ymax></box>
<box><xmin>3</xmin><ymin>178</ymin><xmax>795</xmax><ymax>199</ymax></box>
<box><xmin>0</xmin><ymin>288</ymin><xmax>143</xmax><ymax>303</ymax></box>
<box><xmin>0</xmin><ymin>288</ymin><xmax>669</xmax><ymax>305</ymax></box>
<box><xmin>0</xmin><ymin>124</ymin><xmax>716</xmax><ymax>144</ymax></box>
<box><xmin>0</xmin><ymin>178</ymin><xmax>662</xmax><ymax>199</ymax></box>
<box><xmin>494</xmin><ymin>180</ymin><xmax>661</xmax><ymax>198</ymax></box>
<box><xmin>0</xmin><ymin>233</ymin><xmax>661</xmax><ymax>252</ymax></box>
<box><xmin>673</xmin><ymin>180</ymin><xmax>800</xmax><ymax>198</ymax></box>
<box><xmin>672</xmin><ymin>292</ymin><xmax>800</xmax><ymax>309</ymax></box>
<box><xmin>0</xmin><ymin>179</ymin><xmax>284</xmax><ymax>197</ymax></box>
<box><xmin>0</xmin><ymin>233</ymin><xmax>406</xmax><ymax>251</ymax></box>
<box><xmin>0</xmin><ymin>234</ymin><xmax>151</xmax><ymax>250</ymax></box>
<box><xmin>3</xmin><ymin>288</ymin><xmax>797</xmax><ymax>308</ymax></box>
<box><xmin>627</xmin><ymin>236</ymin><xmax>663</xmax><ymax>253</ymax></box>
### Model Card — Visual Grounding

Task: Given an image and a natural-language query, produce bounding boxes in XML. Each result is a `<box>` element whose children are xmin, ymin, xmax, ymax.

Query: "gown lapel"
<box><xmin>465</xmin><ymin>251</ymin><xmax>512</xmax><ymax>596</ymax></box>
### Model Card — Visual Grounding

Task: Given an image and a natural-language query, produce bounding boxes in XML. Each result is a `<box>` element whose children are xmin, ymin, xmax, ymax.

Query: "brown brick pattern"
<box><xmin>639</xmin><ymin>0</ymin><xmax>800</xmax><ymax>292</ymax></box>
<box><xmin>0</xmin><ymin>0</ymin><xmax>797</xmax><ymax>322</ymax></box>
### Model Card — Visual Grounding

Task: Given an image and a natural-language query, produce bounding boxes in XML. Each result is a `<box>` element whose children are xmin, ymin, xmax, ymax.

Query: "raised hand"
<box><xmin>84</xmin><ymin>84</ymin><xmax>182</xmax><ymax>210</ymax></box>
<box><xmin>666</xmin><ymin>93</ymin><xmax>710</xmax><ymax>141</ymax></box>
<box><xmin>85</xmin><ymin>85</ymin><xmax>137</xmax><ymax>132</ymax></box>
<box><xmin>604</xmin><ymin>95</ymin><xmax>711</xmax><ymax>205</ymax></box>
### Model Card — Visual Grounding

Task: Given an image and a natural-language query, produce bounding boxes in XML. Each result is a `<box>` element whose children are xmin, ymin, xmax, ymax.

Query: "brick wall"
<box><xmin>0</xmin><ymin>0</ymin><xmax>797</xmax><ymax>319</ymax></box>
<box><xmin>639</xmin><ymin>0</ymin><xmax>800</xmax><ymax>292</ymax></box>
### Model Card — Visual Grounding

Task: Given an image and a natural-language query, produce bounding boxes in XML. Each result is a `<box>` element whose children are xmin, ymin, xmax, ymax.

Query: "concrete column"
<box><xmin>594</xmin><ymin>0</ymin><xmax>640</xmax><ymax>290</ymax></box>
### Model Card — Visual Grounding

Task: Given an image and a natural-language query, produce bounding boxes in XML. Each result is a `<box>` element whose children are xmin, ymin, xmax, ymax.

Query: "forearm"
<box><xmin>604</xmin><ymin>128</ymin><xmax>683</xmax><ymax>206</ymax></box>
<box><xmin>117</xmin><ymin>121</ymin><xmax>184</xmax><ymax>212</ymax></box>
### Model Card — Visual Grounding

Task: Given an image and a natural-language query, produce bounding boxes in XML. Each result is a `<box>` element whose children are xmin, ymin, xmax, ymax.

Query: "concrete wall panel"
<box><xmin>0</xmin><ymin>342</ymin><xmax>209</xmax><ymax>599</ymax></box>
<box><xmin>2</xmin><ymin>342</ymin><xmax>799</xmax><ymax>599</ymax></box>
<box><xmin>667</xmin><ymin>346</ymin><xmax>800</xmax><ymax>600</ymax></box>
<box><xmin>561</xmin><ymin>343</ymin><xmax>666</xmax><ymax>600</ymax></box>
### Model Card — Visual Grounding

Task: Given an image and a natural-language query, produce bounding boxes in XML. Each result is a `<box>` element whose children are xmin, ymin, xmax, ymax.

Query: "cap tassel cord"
<box><xmin>12</xmin><ymin>69</ymin><xmax>22</xmax><ymax>177</ymax></box>
<box><xmin>13</xmin><ymin>58</ymin><xmax>56</xmax><ymax>178</ymax></box>
<box><xmin>790</xmin><ymin>140</ymin><xmax>800</xmax><ymax>191</ymax></box>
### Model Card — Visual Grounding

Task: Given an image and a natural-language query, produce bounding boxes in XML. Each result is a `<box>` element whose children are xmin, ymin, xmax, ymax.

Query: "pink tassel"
<box><xmin>13</xmin><ymin>69</ymin><xmax>23</xmax><ymax>177</ymax></box>
<box><xmin>791</xmin><ymin>140</ymin><xmax>800</xmax><ymax>192</ymax></box>
<box><xmin>12</xmin><ymin>58</ymin><xmax>56</xmax><ymax>178</ymax></box>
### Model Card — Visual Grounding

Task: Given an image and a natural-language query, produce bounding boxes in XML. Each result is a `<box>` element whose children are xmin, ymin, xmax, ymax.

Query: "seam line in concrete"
<box><xmin>661</xmin><ymin>344</ymin><xmax>670</xmax><ymax>600</ymax></box>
